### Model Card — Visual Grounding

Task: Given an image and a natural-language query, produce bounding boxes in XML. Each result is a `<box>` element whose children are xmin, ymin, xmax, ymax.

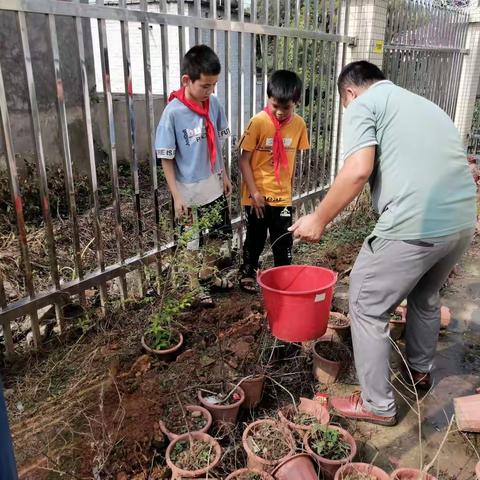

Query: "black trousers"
<box><xmin>241</xmin><ymin>205</ymin><xmax>293</xmax><ymax>276</ymax></box>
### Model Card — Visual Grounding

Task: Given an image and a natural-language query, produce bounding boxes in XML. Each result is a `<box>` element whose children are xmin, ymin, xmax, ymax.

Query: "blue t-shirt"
<box><xmin>155</xmin><ymin>95</ymin><xmax>230</xmax><ymax>184</ymax></box>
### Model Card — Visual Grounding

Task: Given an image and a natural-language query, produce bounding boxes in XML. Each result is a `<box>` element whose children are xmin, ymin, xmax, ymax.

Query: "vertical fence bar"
<box><xmin>160</xmin><ymin>0</ymin><xmax>170</xmax><ymax>103</ymax></box>
<box><xmin>194</xmin><ymin>0</ymin><xmax>201</xmax><ymax>45</ymax></box>
<box><xmin>210</xmin><ymin>0</ymin><xmax>217</xmax><ymax>49</ymax></box>
<box><xmin>261</xmin><ymin>0</ymin><xmax>269</xmax><ymax>106</ymax></box>
<box><xmin>292</xmin><ymin>0</ymin><xmax>300</xmax><ymax>71</ymax></box>
<box><xmin>273</xmin><ymin>0</ymin><xmax>280</xmax><ymax>71</ymax></box>
<box><xmin>0</xmin><ymin>60</ymin><xmax>41</xmax><ymax>347</ymax></box>
<box><xmin>119</xmin><ymin>0</ymin><xmax>146</xmax><ymax>297</ymax></box>
<box><xmin>178</xmin><ymin>0</ymin><xmax>186</xmax><ymax>63</ymax></box>
<box><xmin>140</xmin><ymin>0</ymin><xmax>162</xmax><ymax>292</ymax></box>
<box><xmin>48</xmin><ymin>13</ymin><xmax>86</xmax><ymax>308</ymax></box>
<box><xmin>75</xmin><ymin>2</ymin><xmax>108</xmax><ymax>309</ymax></box>
<box><xmin>250</xmin><ymin>0</ymin><xmax>257</xmax><ymax>118</ymax></box>
<box><xmin>317</xmin><ymin>0</ymin><xmax>328</xmax><ymax>190</ymax></box>
<box><xmin>224</xmin><ymin>0</ymin><xmax>232</xmax><ymax>177</ymax></box>
<box><xmin>17</xmin><ymin>10</ymin><xmax>66</xmax><ymax>332</ymax></box>
<box><xmin>97</xmin><ymin>2</ymin><xmax>128</xmax><ymax>302</ymax></box>
<box><xmin>238</xmin><ymin>0</ymin><xmax>245</xmax><ymax>138</ymax></box>
<box><xmin>283</xmin><ymin>0</ymin><xmax>291</xmax><ymax>68</ymax></box>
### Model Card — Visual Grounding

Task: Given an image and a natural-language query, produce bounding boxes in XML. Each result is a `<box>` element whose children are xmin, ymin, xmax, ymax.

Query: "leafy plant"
<box><xmin>310</xmin><ymin>423</ymin><xmax>351</xmax><ymax>460</ymax></box>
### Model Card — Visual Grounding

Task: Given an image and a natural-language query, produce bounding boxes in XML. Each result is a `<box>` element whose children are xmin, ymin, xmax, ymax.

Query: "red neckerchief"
<box><xmin>263</xmin><ymin>106</ymin><xmax>291</xmax><ymax>184</ymax></box>
<box><xmin>169</xmin><ymin>87</ymin><xmax>216</xmax><ymax>172</ymax></box>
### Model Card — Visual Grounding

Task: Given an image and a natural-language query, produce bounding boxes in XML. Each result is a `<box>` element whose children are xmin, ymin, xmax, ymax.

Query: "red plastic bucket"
<box><xmin>257</xmin><ymin>265</ymin><xmax>337</xmax><ymax>342</ymax></box>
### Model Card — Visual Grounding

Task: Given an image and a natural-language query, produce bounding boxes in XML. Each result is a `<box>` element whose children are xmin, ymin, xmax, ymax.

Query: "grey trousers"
<box><xmin>349</xmin><ymin>228</ymin><xmax>474</xmax><ymax>417</ymax></box>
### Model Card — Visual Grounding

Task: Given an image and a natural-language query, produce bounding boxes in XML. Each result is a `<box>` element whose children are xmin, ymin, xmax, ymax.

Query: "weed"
<box><xmin>309</xmin><ymin>424</ymin><xmax>351</xmax><ymax>461</ymax></box>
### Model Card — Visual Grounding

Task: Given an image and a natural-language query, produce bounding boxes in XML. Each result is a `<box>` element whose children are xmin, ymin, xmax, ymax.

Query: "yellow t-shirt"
<box><xmin>239</xmin><ymin>111</ymin><xmax>310</xmax><ymax>207</ymax></box>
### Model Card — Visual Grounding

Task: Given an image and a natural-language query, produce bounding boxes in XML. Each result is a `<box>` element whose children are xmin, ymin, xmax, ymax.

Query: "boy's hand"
<box><xmin>252</xmin><ymin>191</ymin><xmax>266</xmax><ymax>219</ymax></box>
<box><xmin>223</xmin><ymin>175</ymin><xmax>232</xmax><ymax>197</ymax></box>
<box><xmin>173</xmin><ymin>195</ymin><xmax>188</xmax><ymax>219</ymax></box>
<box><xmin>289</xmin><ymin>213</ymin><xmax>325</xmax><ymax>242</ymax></box>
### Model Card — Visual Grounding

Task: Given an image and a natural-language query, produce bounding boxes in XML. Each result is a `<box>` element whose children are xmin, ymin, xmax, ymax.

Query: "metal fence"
<box><xmin>467</xmin><ymin>96</ymin><xmax>480</xmax><ymax>155</ymax></box>
<box><xmin>0</xmin><ymin>0</ymin><xmax>353</xmax><ymax>356</ymax></box>
<box><xmin>383</xmin><ymin>0</ymin><xmax>469</xmax><ymax>119</ymax></box>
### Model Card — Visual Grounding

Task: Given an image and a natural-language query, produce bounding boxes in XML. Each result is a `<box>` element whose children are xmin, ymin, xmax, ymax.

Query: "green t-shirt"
<box><xmin>342</xmin><ymin>80</ymin><xmax>477</xmax><ymax>240</ymax></box>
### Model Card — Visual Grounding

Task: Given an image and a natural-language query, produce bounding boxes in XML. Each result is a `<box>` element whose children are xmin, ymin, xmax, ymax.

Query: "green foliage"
<box><xmin>310</xmin><ymin>423</ymin><xmax>351</xmax><ymax>460</ymax></box>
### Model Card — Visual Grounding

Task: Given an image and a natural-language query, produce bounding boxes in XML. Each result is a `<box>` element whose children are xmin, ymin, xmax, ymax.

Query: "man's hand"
<box><xmin>289</xmin><ymin>213</ymin><xmax>325</xmax><ymax>242</ymax></box>
<box><xmin>223</xmin><ymin>174</ymin><xmax>233</xmax><ymax>197</ymax></box>
<box><xmin>173</xmin><ymin>195</ymin><xmax>188</xmax><ymax>219</ymax></box>
<box><xmin>252</xmin><ymin>191</ymin><xmax>266</xmax><ymax>219</ymax></box>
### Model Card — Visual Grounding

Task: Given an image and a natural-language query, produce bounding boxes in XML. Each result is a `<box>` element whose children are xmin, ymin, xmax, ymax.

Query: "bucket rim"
<box><xmin>257</xmin><ymin>265</ymin><xmax>338</xmax><ymax>296</ymax></box>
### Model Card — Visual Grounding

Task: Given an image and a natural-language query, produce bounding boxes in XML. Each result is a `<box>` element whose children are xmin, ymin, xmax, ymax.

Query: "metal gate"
<box><xmin>383</xmin><ymin>0</ymin><xmax>469</xmax><ymax>119</ymax></box>
<box><xmin>0</xmin><ymin>0</ymin><xmax>353</xmax><ymax>356</ymax></box>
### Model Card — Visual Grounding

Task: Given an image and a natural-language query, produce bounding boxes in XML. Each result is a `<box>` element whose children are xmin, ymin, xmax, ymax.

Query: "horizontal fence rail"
<box><xmin>383</xmin><ymin>0</ymin><xmax>469</xmax><ymax>119</ymax></box>
<box><xmin>0</xmin><ymin>0</ymin><xmax>352</xmax><ymax>357</ymax></box>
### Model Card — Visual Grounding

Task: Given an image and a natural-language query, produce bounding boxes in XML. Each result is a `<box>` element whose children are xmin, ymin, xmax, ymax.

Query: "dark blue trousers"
<box><xmin>0</xmin><ymin>381</ymin><xmax>18</xmax><ymax>480</ymax></box>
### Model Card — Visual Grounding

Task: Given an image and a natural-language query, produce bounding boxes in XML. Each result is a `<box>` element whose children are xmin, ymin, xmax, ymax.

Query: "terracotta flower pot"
<box><xmin>159</xmin><ymin>405</ymin><xmax>212</xmax><ymax>441</ymax></box>
<box><xmin>271</xmin><ymin>453</ymin><xmax>318</xmax><ymax>480</ymax></box>
<box><xmin>278</xmin><ymin>398</ymin><xmax>330</xmax><ymax>435</ymax></box>
<box><xmin>239</xmin><ymin>375</ymin><xmax>266</xmax><ymax>408</ymax></box>
<box><xmin>389</xmin><ymin>468</ymin><xmax>437</xmax><ymax>480</ymax></box>
<box><xmin>312</xmin><ymin>339</ymin><xmax>348</xmax><ymax>384</ymax></box>
<box><xmin>324</xmin><ymin>312</ymin><xmax>350</xmax><ymax>341</ymax></box>
<box><xmin>225</xmin><ymin>468</ymin><xmax>275</xmax><ymax>479</ymax></box>
<box><xmin>242</xmin><ymin>419</ymin><xmax>295</xmax><ymax>472</ymax></box>
<box><xmin>198</xmin><ymin>383</ymin><xmax>245</xmax><ymax>425</ymax></box>
<box><xmin>141</xmin><ymin>331</ymin><xmax>184</xmax><ymax>361</ymax></box>
<box><xmin>304</xmin><ymin>425</ymin><xmax>357</xmax><ymax>479</ymax></box>
<box><xmin>389</xmin><ymin>307</ymin><xmax>406</xmax><ymax>341</ymax></box>
<box><xmin>476</xmin><ymin>460</ymin><xmax>480</xmax><ymax>479</ymax></box>
<box><xmin>335</xmin><ymin>462</ymin><xmax>389</xmax><ymax>480</ymax></box>
<box><xmin>165</xmin><ymin>432</ymin><xmax>221</xmax><ymax>479</ymax></box>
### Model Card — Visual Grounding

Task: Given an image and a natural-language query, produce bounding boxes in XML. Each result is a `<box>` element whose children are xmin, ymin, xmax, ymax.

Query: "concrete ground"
<box><xmin>331</xmin><ymin>237</ymin><xmax>480</xmax><ymax>479</ymax></box>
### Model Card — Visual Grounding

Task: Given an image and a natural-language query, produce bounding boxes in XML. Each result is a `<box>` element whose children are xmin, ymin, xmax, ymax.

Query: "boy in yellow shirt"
<box><xmin>238</xmin><ymin>70</ymin><xmax>309</xmax><ymax>292</ymax></box>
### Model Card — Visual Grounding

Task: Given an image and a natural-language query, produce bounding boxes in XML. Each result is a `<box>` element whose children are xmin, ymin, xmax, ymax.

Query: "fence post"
<box><xmin>332</xmin><ymin>0</ymin><xmax>387</xmax><ymax>172</ymax></box>
<box><xmin>454</xmin><ymin>5</ymin><xmax>480</xmax><ymax>146</ymax></box>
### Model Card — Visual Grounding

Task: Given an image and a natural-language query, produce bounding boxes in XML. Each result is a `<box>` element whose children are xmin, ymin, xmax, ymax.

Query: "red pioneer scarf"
<box><xmin>169</xmin><ymin>87</ymin><xmax>216</xmax><ymax>172</ymax></box>
<box><xmin>263</xmin><ymin>106</ymin><xmax>291</xmax><ymax>184</ymax></box>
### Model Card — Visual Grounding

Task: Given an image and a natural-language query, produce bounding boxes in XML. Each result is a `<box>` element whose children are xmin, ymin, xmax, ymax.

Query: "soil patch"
<box><xmin>235</xmin><ymin>473</ymin><xmax>263</xmax><ymax>480</ymax></box>
<box><xmin>163</xmin><ymin>407</ymin><xmax>207</xmax><ymax>435</ymax></box>
<box><xmin>329</xmin><ymin>315</ymin><xmax>349</xmax><ymax>327</ymax></box>
<box><xmin>246</xmin><ymin>423</ymin><xmax>291</xmax><ymax>461</ymax></box>
<box><xmin>170</xmin><ymin>439</ymin><xmax>214</xmax><ymax>470</ymax></box>
<box><xmin>314</xmin><ymin>341</ymin><xmax>350</xmax><ymax>362</ymax></box>
<box><xmin>343</xmin><ymin>473</ymin><xmax>376</xmax><ymax>480</ymax></box>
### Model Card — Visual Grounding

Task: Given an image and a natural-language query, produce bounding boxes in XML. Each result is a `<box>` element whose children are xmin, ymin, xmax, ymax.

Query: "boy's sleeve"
<box><xmin>155</xmin><ymin>108</ymin><xmax>176</xmax><ymax>160</ymax></box>
<box><xmin>298</xmin><ymin>120</ymin><xmax>310</xmax><ymax>150</ymax></box>
<box><xmin>238</xmin><ymin>117</ymin><xmax>260</xmax><ymax>152</ymax></box>
<box><xmin>215</xmin><ymin>100</ymin><xmax>230</xmax><ymax>142</ymax></box>
<box><xmin>342</xmin><ymin>99</ymin><xmax>378</xmax><ymax>162</ymax></box>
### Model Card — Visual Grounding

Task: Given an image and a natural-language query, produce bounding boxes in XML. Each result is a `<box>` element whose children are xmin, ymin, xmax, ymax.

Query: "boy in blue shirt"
<box><xmin>155</xmin><ymin>45</ymin><xmax>233</xmax><ymax>306</ymax></box>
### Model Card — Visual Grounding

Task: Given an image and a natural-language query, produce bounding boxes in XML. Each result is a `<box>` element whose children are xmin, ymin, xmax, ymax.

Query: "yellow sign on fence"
<box><xmin>373</xmin><ymin>39</ymin><xmax>384</xmax><ymax>54</ymax></box>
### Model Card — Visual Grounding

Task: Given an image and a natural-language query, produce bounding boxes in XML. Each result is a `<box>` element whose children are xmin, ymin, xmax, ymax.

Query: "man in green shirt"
<box><xmin>290</xmin><ymin>61</ymin><xmax>476</xmax><ymax>425</ymax></box>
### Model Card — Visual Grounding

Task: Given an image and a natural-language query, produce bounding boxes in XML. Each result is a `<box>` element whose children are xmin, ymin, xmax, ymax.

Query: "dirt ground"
<box><xmin>2</xmin><ymin>210</ymin><xmax>480</xmax><ymax>479</ymax></box>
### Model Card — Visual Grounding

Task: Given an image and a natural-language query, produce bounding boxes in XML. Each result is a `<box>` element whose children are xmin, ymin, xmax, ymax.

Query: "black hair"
<box><xmin>181</xmin><ymin>45</ymin><xmax>221</xmax><ymax>81</ymax></box>
<box><xmin>337</xmin><ymin>61</ymin><xmax>386</xmax><ymax>95</ymax></box>
<box><xmin>266</xmin><ymin>70</ymin><xmax>303</xmax><ymax>104</ymax></box>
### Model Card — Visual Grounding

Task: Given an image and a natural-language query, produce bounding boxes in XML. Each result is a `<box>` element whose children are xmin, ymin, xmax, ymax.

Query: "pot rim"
<box><xmin>198</xmin><ymin>383</ymin><xmax>245</xmax><ymax>411</ymax></box>
<box><xmin>225</xmin><ymin>467</ymin><xmax>275</xmax><ymax>480</ymax></box>
<box><xmin>389</xmin><ymin>467</ymin><xmax>437</xmax><ymax>480</ymax></box>
<box><xmin>335</xmin><ymin>462</ymin><xmax>389</xmax><ymax>480</ymax></box>
<box><xmin>242</xmin><ymin>419</ymin><xmax>295</xmax><ymax>467</ymax></box>
<box><xmin>312</xmin><ymin>339</ymin><xmax>347</xmax><ymax>366</ymax></box>
<box><xmin>304</xmin><ymin>425</ymin><xmax>357</xmax><ymax>466</ymax></box>
<box><xmin>141</xmin><ymin>331</ymin><xmax>184</xmax><ymax>355</ymax></box>
<box><xmin>159</xmin><ymin>404</ymin><xmax>212</xmax><ymax>440</ymax></box>
<box><xmin>165</xmin><ymin>431</ymin><xmax>221</xmax><ymax>477</ymax></box>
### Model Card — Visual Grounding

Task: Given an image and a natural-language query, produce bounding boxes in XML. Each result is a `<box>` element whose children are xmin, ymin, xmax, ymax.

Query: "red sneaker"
<box><xmin>330</xmin><ymin>391</ymin><xmax>397</xmax><ymax>426</ymax></box>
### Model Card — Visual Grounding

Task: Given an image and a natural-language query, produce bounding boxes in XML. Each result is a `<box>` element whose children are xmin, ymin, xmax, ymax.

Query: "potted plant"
<box><xmin>304</xmin><ymin>424</ymin><xmax>357</xmax><ymax>479</ymax></box>
<box><xmin>141</xmin><ymin>296</ymin><xmax>190</xmax><ymax>360</ymax></box>
<box><xmin>312</xmin><ymin>339</ymin><xmax>351</xmax><ymax>384</ymax></box>
<box><xmin>271</xmin><ymin>453</ymin><xmax>319</xmax><ymax>480</ymax></box>
<box><xmin>242</xmin><ymin>419</ymin><xmax>295</xmax><ymax>472</ymax></box>
<box><xmin>278</xmin><ymin>397</ymin><xmax>330</xmax><ymax>435</ymax></box>
<box><xmin>198</xmin><ymin>382</ymin><xmax>245</xmax><ymax>425</ymax></box>
<box><xmin>225</xmin><ymin>468</ymin><xmax>275</xmax><ymax>479</ymax></box>
<box><xmin>165</xmin><ymin>431</ymin><xmax>221</xmax><ymax>479</ymax></box>
<box><xmin>389</xmin><ymin>469</ymin><xmax>437</xmax><ymax>480</ymax></box>
<box><xmin>324</xmin><ymin>311</ymin><xmax>350</xmax><ymax>341</ymax></box>
<box><xmin>159</xmin><ymin>404</ymin><xmax>212</xmax><ymax>441</ymax></box>
<box><xmin>335</xmin><ymin>462</ymin><xmax>389</xmax><ymax>480</ymax></box>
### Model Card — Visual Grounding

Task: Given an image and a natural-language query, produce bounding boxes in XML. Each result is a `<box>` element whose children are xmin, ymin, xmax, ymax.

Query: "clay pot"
<box><xmin>476</xmin><ymin>461</ymin><xmax>480</xmax><ymax>479</ymax></box>
<box><xmin>271</xmin><ymin>453</ymin><xmax>318</xmax><ymax>480</ymax></box>
<box><xmin>312</xmin><ymin>339</ymin><xmax>348</xmax><ymax>384</ymax></box>
<box><xmin>159</xmin><ymin>405</ymin><xmax>212</xmax><ymax>441</ymax></box>
<box><xmin>141</xmin><ymin>331</ymin><xmax>184</xmax><ymax>361</ymax></box>
<box><xmin>239</xmin><ymin>375</ymin><xmax>266</xmax><ymax>408</ymax></box>
<box><xmin>325</xmin><ymin>312</ymin><xmax>350</xmax><ymax>341</ymax></box>
<box><xmin>225</xmin><ymin>468</ymin><xmax>275</xmax><ymax>479</ymax></box>
<box><xmin>389</xmin><ymin>468</ymin><xmax>437</xmax><ymax>480</ymax></box>
<box><xmin>165</xmin><ymin>431</ymin><xmax>221</xmax><ymax>479</ymax></box>
<box><xmin>389</xmin><ymin>307</ymin><xmax>406</xmax><ymax>341</ymax></box>
<box><xmin>335</xmin><ymin>462</ymin><xmax>389</xmax><ymax>480</ymax></box>
<box><xmin>304</xmin><ymin>425</ymin><xmax>357</xmax><ymax>479</ymax></box>
<box><xmin>198</xmin><ymin>383</ymin><xmax>245</xmax><ymax>425</ymax></box>
<box><xmin>242</xmin><ymin>419</ymin><xmax>295</xmax><ymax>472</ymax></box>
<box><xmin>278</xmin><ymin>398</ymin><xmax>330</xmax><ymax>435</ymax></box>
<box><xmin>440</xmin><ymin>305</ymin><xmax>451</xmax><ymax>330</ymax></box>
